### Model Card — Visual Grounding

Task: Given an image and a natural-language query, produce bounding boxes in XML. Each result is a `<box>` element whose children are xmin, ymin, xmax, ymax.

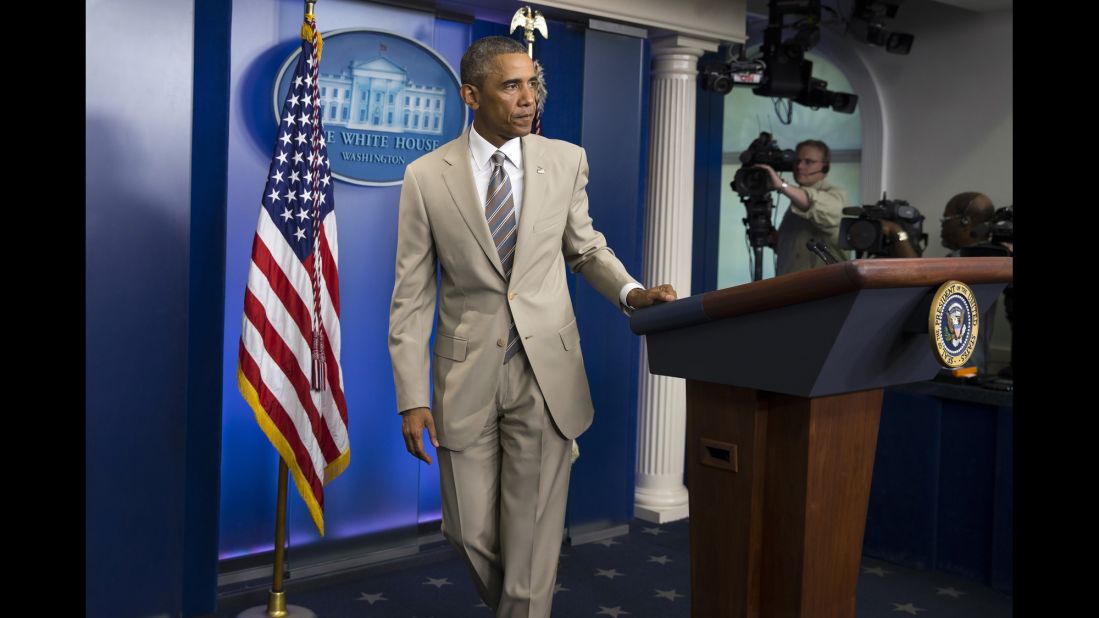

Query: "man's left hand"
<box><xmin>753</xmin><ymin>163</ymin><xmax>783</xmax><ymax>190</ymax></box>
<box><xmin>627</xmin><ymin>284</ymin><xmax>677</xmax><ymax>309</ymax></box>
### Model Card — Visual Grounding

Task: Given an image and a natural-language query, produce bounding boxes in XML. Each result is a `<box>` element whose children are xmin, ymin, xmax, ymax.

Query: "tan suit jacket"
<box><xmin>389</xmin><ymin>130</ymin><xmax>636</xmax><ymax>451</ymax></box>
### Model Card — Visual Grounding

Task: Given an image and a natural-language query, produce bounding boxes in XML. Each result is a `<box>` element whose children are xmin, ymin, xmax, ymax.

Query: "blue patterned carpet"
<box><xmin>212</xmin><ymin>518</ymin><xmax>1012</xmax><ymax>617</ymax></box>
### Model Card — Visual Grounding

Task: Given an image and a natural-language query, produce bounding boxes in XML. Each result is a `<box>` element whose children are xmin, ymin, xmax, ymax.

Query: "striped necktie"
<box><xmin>486</xmin><ymin>151</ymin><xmax>520</xmax><ymax>362</ymax></box>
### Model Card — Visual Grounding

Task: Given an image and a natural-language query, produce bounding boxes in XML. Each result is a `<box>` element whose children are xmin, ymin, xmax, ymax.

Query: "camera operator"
<box><xmin>940</xmin><ymin>191</ymin><xmax>1000</xmax><ymax>255</ymax></box>
<box><xmin>754</xmin><ymin>139</ymin><xmax>849</xmax><ymax>275</ymax></box>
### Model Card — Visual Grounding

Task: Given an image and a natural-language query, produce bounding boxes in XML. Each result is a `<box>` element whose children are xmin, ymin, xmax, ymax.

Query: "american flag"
<box><xmin>237</xmin><ymin>18</ymin><xmax>349</xmax><ymax>536</ymax></box>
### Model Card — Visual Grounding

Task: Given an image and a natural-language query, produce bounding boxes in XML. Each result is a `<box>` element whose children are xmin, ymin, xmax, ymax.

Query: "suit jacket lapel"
<box><xmin>512</xmin><ymin>134</ymin><xmax>545</xmax><ymax>282</ymax></box>
<box><xmin>442</xmin><ymin>130</ymin><xmax>505</xmax><ymax>279</ymax></box>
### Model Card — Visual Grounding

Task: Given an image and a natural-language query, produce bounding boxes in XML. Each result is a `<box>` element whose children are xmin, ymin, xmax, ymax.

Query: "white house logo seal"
<box><xmin>273</xmin><ymin>29</ymin><xmax>465</xmax><ymax>186</ymax></box>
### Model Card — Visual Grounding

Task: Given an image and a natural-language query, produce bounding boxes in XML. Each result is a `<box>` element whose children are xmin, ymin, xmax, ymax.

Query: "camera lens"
<box><xmin>844</xmin><ymin>219</ymin><xmax>879</xmax><ymax>251</ymax></box>
<box><xmin>733</xmin><ymin>168</ymin><xmax>771</xmax><ymax>196</ymax></box>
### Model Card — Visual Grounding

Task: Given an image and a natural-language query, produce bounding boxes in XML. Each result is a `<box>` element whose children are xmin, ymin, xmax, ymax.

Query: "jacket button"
<box><xmin>508</xmin><ymin>291</ymin><xmax>517</xmax><ymax>300</ymax></box>
<box><xmin>497</xmin><ymin>338</ymin><xmax>505</xmax><ymax>347</ymax></box>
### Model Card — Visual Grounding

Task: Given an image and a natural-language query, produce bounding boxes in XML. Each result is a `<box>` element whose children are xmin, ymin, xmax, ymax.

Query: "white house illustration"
<box><xmin>318</xmin><ymin>56</ymin><xmax>446</xmax><ymax>135</ymax></box>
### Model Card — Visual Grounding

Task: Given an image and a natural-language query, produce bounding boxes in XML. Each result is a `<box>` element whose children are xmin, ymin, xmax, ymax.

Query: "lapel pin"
<box><xmin>536</xmin><ymin>166</ymin><xmax>545</xmax><ymax>174</ymax></box>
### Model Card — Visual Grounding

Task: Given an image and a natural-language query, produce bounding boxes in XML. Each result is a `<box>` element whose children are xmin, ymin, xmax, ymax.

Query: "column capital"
<box><xmin>649</xmin><ymin>36</ymin><xmax>719</xmax><ymax>78</ymax></box>
<box><xmin>651</xmin><ymin>34</ymin><xmax>720</xmax><ymax>55</ymax></box>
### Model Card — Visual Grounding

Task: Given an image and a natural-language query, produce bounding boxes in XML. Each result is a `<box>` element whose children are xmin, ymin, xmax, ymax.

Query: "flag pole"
<box><xmin>268</xmin><ymin>460</ymin><xmax>293</xmax><ymax>612</ymax></box>
<box><xmin>239</xmin><ymin>460</ymin><xmax>316</xmax><ymax>617</ymax></box>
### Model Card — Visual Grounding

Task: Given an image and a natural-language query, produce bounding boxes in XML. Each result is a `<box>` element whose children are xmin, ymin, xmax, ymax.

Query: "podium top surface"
<box><xmin>631</xmin><ymin>257</ymin><xmax>1012</xmax><ymax>335</ymax></box>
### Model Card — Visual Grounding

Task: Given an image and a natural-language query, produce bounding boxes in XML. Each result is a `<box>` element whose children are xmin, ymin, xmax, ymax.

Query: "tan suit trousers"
<box><xmin>437</xmin><ymin>347</ymin><xmax>572</xmax><ymax>618</ymax></box>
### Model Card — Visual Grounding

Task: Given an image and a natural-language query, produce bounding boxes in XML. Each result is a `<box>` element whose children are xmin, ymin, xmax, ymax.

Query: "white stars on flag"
<box><xmin>891</xmin><ymin>602</ymin><xmax>927</xmax><ymax>615</ymax></box>
<box><xmin>356</xmin><ymin>592</ymin><xmax>386</xmax><ymax>605</ymax></box>
<box><xmin>654</xmin><ymin>589</ymin><xmax>684</xmax><ymax>601</ymax></box>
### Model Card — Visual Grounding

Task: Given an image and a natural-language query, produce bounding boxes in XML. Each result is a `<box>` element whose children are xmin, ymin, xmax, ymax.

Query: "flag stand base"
<box><xmin>237</xmin><ymin>591</ymin><xmax>317</xmax><ymax>618</ymax></box>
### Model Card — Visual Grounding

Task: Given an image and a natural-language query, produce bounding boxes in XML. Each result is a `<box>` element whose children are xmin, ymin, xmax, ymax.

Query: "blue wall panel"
<box><xmin>87</xmin><ymin>0</ymin><xmax>196</xmax><ymax>615</ymax></box>
<box><xmin>569</xmin><ymin>28</ymin><xmax>648</xmax><ymax>531</ymax></box>
<box><xmin>184</xmin><ymin>0</ymin><xmax>233</xmax><ymax>613</ymax></box>
<box><xmin>693</xmin><ymin>53</ymin><xmax>725</xmax><ymax>296</ymax></box>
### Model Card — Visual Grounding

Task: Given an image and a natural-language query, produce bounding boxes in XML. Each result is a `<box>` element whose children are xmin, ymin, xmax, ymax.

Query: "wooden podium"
<box><xmin>630</xmin><ymin>258</ymin><xmax>1013</xmax><ymax>618</ymax></box>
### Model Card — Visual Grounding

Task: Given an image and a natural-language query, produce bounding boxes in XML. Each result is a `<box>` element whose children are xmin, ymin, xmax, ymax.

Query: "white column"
<box><xmin>634</xmin><ymin>36</ymin><xmax>717</xmax><ymax>524</ymax></box>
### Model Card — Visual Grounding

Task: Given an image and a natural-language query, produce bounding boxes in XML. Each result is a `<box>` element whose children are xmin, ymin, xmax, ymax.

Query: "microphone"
<box><xmin>806</xmin><ymin>239</ymin><xmax>839</xmax><ymax>265</ymax></box>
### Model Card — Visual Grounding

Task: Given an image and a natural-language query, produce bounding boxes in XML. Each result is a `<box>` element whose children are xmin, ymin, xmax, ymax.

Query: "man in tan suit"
<box><xmin>388</xmin><ymin>36</ymin><xmax>676</xmax><ymax>618</ymax></box>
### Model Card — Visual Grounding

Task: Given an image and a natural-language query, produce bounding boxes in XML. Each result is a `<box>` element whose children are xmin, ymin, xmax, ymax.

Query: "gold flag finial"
<box><xmin>510</xmin><ymin>6</ymin><xmax>548</xmax><ymax>58</ymax></box>
<box><xmin>301</xmin><ymin>1</ymin><xmax>324</xmax><ymax>60</ymax></box>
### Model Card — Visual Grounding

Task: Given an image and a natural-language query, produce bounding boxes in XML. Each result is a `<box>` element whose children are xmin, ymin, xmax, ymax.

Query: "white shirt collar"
<box><xmin>469</xmin><ymin>124</ymin><xmax>522</xmax><ymax>171</ymax></box>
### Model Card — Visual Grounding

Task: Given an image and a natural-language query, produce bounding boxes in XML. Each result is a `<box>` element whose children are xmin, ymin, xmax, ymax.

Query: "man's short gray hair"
<box><xmin>461</xmin><ymin>36</ymin><xmax>527</xmax><ymax>89</ymax></box>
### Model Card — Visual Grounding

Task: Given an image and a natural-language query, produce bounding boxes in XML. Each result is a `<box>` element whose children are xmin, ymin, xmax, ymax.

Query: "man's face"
<box><xmin>794</xmin><ymin>145</ymin><xmax>827</xmax><ymax>186</ymax></box>
<box><xmin>463</xmin><ymin>53</ymin><xmax>537</xmax><ymax>147</ymax></box>
<box><xmin>940</xmin><ymin>203</ymin><xmax>973</xmax><ymax>251</ymax></box>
